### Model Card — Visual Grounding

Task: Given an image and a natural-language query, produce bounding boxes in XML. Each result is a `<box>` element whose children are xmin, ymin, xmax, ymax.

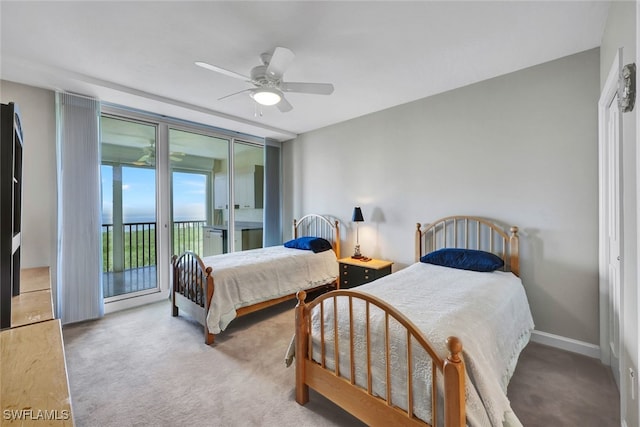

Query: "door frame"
<box><xmin>598</xmin><ymin>48</ymin><xmax>623</xmax><ymax>384</ymax></box>
<box><xmin>101</xmin><ymin>112</ymin><xmax>168</xmax><ymax>313</ymax></box>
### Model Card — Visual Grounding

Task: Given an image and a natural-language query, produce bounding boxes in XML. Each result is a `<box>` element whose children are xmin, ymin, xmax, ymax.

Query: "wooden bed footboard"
<box><xmin>294</xmin><ymin>289</ymin><xmax>465</xmax><ymax>427</ymax></box>
<box><xmin>172</xmin><ymin>251</ymin><xmax>215</xmax><ymax>344</ymax></box>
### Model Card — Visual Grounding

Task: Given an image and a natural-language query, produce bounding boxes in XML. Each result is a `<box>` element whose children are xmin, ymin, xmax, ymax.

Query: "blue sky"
<box><xmin>101</xmin><ymin>166</ymin><xmax>206</xmax><ymax>224</ymax></box>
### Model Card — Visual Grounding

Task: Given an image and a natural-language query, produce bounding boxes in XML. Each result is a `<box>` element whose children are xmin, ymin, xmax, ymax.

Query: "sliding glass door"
<box><xmin>99</xmin><ymin>106</ymin><xmax>272</xmax><ymax>310</ymax></box>
<box><xmin>169</xmin><ymin>128</ymin><xmax>229</xmax><ymax>258</ymax></box>
<box><xmin>101</xmin><ymin>116</ymin><xmax>159</xmax><ymax>300</ymax></box>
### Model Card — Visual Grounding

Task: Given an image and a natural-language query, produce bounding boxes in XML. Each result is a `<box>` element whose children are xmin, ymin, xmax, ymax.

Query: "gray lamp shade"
<box><xmin>352</xmin><ymin>207</ymin><xmax>364</xmax><ymax>222</ymax></box>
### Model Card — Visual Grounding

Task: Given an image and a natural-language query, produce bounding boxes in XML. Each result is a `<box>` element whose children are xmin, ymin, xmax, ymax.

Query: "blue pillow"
<box><xmin>284</xmin><ymin>236</ymin><xmax>332</xmax><ymax>253</ymax></box>
<box><xmin>420</xmin><ymin>248</ymin><xmax>504</xmax><ymax>272</ymax></box>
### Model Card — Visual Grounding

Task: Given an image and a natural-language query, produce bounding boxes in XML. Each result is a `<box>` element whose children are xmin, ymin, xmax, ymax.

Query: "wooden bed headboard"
<box><xmin>415</xmin><ymin>215</ymin><xmax>519</xmax><ymax>277</ymax></box>
<box><xmin>293</xmin><ymin>214</ymin><xmax>341</xmax><ymax>258</ymax></box>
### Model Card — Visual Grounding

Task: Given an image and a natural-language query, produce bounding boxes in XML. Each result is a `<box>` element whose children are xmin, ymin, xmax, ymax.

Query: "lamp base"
<box><xmin>352</xmin><ymin>244</ymin><xmax>363</xmax><ymax>259</ymax></box>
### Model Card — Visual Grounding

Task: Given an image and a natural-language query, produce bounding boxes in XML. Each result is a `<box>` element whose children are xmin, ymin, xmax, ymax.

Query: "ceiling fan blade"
<box><xmin>266</xmin><ymin>47</ymin><xmax>295</xmax><ymax>78</ymax></box>
<box><xmin>218</xmin><ymin>88</ymin><xmax>252</xmax><ymax>101</ymax></box>
<box><xmin>277</xmin><ymin>97</ymin><xmax>293</xmax><ymax>113</ymax></box>
<box><xmin>280</xmin><ymin>81</ymin><xmax>334</xmax><ymax>95</ymax></box>
<box><xmin>195</xmin><ymin>61</ymin><xmax>251</xmax><ymax>81</ymax></box>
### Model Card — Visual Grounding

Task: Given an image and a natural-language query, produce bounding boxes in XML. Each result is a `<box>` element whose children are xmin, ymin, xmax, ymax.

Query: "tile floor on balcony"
<box><xmin>103</xmin><ymin>266</ymin><xmax>157</xmax><ymax>298</ymax></box>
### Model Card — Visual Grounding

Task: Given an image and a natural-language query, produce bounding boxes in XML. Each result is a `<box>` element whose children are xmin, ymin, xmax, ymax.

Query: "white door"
<box><xmin>599</xmin><ymin>49</ymin><xmax>623</xmax><ymax>391</ymax></box>
<box><xmin>606</xmin><ymin>91</ymin><xmax>622</xmax><ymax>389</ymax></box>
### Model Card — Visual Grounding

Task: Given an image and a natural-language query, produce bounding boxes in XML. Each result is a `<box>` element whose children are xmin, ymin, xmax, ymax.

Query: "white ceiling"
<box><xmin>1</xmin><ymin>1</ymin><xmax>610</xmax><ymax>142</ymax></box>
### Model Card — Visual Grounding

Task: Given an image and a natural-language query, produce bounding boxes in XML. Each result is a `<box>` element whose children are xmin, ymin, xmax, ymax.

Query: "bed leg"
<box><xmin>171</xmin><ymin>254</ymin><xmax>179</xmax><ymax>317</ymax></box>
<box><xmin>296</xmin><ymin>384</ymin><xmax>309</xmax><ymax>405</ymax></box>
<box><xmin>172</xmin><ymin>292</ymin><xmax>178</xmax><ymax>317</ymax></box>
<box><xmin>205</xmin><ymin>328</ymin><xmax>214</xmax><ymax>345</ymax></box>
<box><xmin>295</xmin><ymin>291</ymin><xmax>309</xmax><ymax>404</ymax></box>
<box><xmin>204</xmin><ymin>266</ymin><xmax>215</xmax><ymax>345</ymax></box>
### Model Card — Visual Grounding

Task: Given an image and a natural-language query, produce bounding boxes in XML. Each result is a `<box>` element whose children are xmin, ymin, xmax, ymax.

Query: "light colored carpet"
<box><xmin>63</xmin><ymin>299</ymin><xmax>619</xmax><ymax>427</ymax></box>
<box><xmin>508</xmin><ymin>339</ymin><xmax>620</xmax><ymax>426</ymax></box>
<box><xmin>63</xmin><ymin>299</ymin><xmax>364</xmax><ymax>427</ymax></box>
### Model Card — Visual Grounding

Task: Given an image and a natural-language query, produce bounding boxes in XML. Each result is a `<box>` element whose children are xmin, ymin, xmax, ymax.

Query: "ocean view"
<box><xmin>101</xmin><ymin>166</ymin><xmax>207</xmax><ymax>226</ymax></box>
<box><xmin>101</xmin><ymin>215</ymin><xmax>206</xmax><ymax>225</ymax></box>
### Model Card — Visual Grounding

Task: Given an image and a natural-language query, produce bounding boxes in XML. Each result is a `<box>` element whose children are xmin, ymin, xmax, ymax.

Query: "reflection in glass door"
<box><xmin>101</xmin><ymin>116</ymin><xmax>159</xmax><ymax>300</ymax></box>
<box><xmin>169</xmin><ymin>129</ymin><xmax>229</xmax><ymax>258</ymax></box>
<box><xmin>233</xmin><ymin>141</ymin><xmax>264</xmax><ymax>252</ymax></box>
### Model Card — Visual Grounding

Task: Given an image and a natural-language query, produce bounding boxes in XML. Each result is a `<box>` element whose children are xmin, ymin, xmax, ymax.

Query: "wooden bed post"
<box><xmin>295</xmin><ymin>290</ymin><xmax>309</xmax><ymax>405</ymax></box>
<box><xmin>443</xmin><ymin>336</ymin><xmax>465</xmax><ymax>427</ymax></box>
<box><xmin>415</xmin><ymin>223</ymin><xmax>422</xmax><ymax>262</ymax></box>
<box><xmin>509</xmin><ymin>226</ymin><xmax>520</xmax><ymax>277</ymax></box>
<box><xmin>171</xmin><ymin>255</ymin><xmax>178</xmax><ymax>317</ymax></box>
<box><xmin>293</xmin><ymin>218</ymin><xmax>298</xmax><ymax>239</ymax></box>
<box><xmin>204</xmin><ymin>266</ymin><xmax>215</xmax><ymax>345</ymax></box>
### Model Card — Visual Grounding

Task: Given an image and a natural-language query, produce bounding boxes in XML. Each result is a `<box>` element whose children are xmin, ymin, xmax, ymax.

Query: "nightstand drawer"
<box><xmin>340</xmin><ymin>263</ymin><xmax>365</xmax><ymax>288</ymax></box>
<box><xmin>338</xmin><ymin>258</ymin><xmax>393</xmax><ymax>289</ymax></box>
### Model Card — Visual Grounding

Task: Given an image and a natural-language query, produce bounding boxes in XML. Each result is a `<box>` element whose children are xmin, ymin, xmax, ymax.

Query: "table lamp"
<box><xmin>352</xmin><ymin>206</ymin><xmax>364</xmax><ymax>259</ymax></box>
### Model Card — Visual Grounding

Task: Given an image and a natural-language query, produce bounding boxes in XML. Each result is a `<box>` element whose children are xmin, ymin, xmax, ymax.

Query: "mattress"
<box><xmin>202</xmin><ymin>245</ymin><xmax>338</xmax><ymax>333</ymax></box>
<box><xmin>309</xmin><ymin>262</ymin><xmax>534</xmax><ymax>427</ymax></box>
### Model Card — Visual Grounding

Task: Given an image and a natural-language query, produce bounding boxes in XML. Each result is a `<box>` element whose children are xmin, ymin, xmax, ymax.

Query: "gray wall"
<box><xmin>600</xmin><ymin>1</ymin><xmax>637</xmax><ymax>426</ymax></box>
<box><xmin>0</xmin><ymin>81</ymin><xmax>57</xmax><ymax>293</ymax></box>
<box><xmin>283</xmin><ymin>48</ymin><xmax>601</xmax><ymax>346</ymax></box>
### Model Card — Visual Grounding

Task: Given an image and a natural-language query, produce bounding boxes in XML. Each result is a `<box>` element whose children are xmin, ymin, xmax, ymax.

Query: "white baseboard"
<box><xmin>530</xmin><ymin>330</ymin><xmax>601</xmax><ymax>359</ymax></box>
<box><xmin>104</xmin><ymin>290</ymin><xmax>168</xmax><ymax>314</ymax></box>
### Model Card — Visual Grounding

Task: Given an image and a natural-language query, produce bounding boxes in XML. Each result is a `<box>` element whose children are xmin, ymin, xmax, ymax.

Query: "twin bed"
<box><xmin>171</xmin><ymin>214</ymin><xmax>534</xmax><ymax>426</ymax></box>
<box><xmin>171</xmin><ymin>214</ymin><xmax>340</xmax><ymax>344</ymax></box>
<box><xmin>292</xmin><ymin>216</ymin><xmax>533</xmax><ymax>427</ymax></box>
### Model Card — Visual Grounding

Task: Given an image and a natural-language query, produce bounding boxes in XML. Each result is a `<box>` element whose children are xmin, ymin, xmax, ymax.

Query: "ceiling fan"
<box><xmin>195</xmin><ymin>47</ymin><xmax>334</xmax><ymax>113</ymax></box>
<box><xmin>134</xmin><ymin>142</ymin><xmax>185</xmax><ymax>166</ymax></box>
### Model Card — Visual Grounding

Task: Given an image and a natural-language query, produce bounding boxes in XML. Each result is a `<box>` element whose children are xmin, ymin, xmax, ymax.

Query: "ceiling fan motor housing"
<box><xmin>251</xmin><ymin>65</ymin><xmax>278</xmax><ymax>87</ymax></box>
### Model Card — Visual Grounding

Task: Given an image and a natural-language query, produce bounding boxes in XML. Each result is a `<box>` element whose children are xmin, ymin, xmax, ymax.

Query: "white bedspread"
<box><xmin>308</xmin><ymin>262</ymin><xmax>534</xmax><ymax>427</ymax></box>
<box><xmin>202</xmin><ymin>246</ymin><xmax>338</xmax><ymax>334</ymax></box>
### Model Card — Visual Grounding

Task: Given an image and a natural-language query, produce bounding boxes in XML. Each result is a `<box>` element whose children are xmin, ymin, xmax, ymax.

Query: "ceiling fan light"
<box><xmin>251</xmin><ymin>88</ymin><xmax>282</xmax><ymax>106</ymax></box>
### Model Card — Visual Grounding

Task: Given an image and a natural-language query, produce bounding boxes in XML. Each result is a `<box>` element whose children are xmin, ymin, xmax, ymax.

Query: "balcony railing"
<box><xmin>173</xmin><ymin>220</ymin><xmax>206</xmax><ymax>257</ymax></box>
<box><xmin>102</xmin><ymin>220</ymin><xmax>206</xmax><ymax>272</ymax></box>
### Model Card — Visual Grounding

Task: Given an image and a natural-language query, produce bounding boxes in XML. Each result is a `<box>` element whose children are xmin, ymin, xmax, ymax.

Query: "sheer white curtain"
<box><xmin>55</xmin><ymin>92</ymin><xmax>103</xmax><ymax>324</ymax></box>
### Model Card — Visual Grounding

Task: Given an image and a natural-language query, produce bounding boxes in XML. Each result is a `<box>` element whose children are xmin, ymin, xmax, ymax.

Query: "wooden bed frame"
<box><xmin>294</xmin><ymin>216</ymin><xmax>520</xmax><ymax>427</ymax></box>
<box><xmin>171</xmin><ymin>214</ymin><xmax>340</xmax><ymax>344</ymax></box>
<box><xmin>415</xmin><ymin>215</ymin><xmax>519</xmax><ymax>277</ymax></box>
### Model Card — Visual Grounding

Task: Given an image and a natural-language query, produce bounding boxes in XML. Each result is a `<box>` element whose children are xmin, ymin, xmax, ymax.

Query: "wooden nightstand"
<box><xmin>338</xmin><ymin>257</ymin><xmax>393</xmax><ymax>289</ymax></box>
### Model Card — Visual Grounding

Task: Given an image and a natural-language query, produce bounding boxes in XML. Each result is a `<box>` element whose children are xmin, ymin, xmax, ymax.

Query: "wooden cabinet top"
<box><xmin>12</xmin><ymin>289</ymin><xmax>54</xmax><ymax>328</ymax></box>
<box><xmin>20</xmin><ymin>267</ymin><xmax>52</xmax><ymax>293</ymax></box>
<box><xmin>0</xmin><ymin>319</ymin><xmax>73</xmax><ymax>425</ymax></box>
<box><xmin>338</xmin><ymin>257</ymin><xmax>393</xmax><ymax>270</ymax></box>
<box><xmin>12</xmin><ymin>267</ymin><xmax>54</xmax><ymax>328</ymax></box>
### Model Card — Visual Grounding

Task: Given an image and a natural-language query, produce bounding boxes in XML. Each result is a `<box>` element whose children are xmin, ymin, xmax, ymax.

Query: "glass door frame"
<box><xmin>167</xmin><ymin>123</ymin><xmax>265</xmax><ymax>254</ymax></box>
<box><xmin>101</xmin><ymin>114</ymin><xmax>164</xmax><ymax>310</ymax></box>
<box><xmin>101</xmin><ymin>104</ymin><xmax>266</xmax><ymax>313</ymax></box>
<box><xmin>101</xmin><ymin>109</ymin><xmax>169</xmax><ymax>313</ymax></box>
